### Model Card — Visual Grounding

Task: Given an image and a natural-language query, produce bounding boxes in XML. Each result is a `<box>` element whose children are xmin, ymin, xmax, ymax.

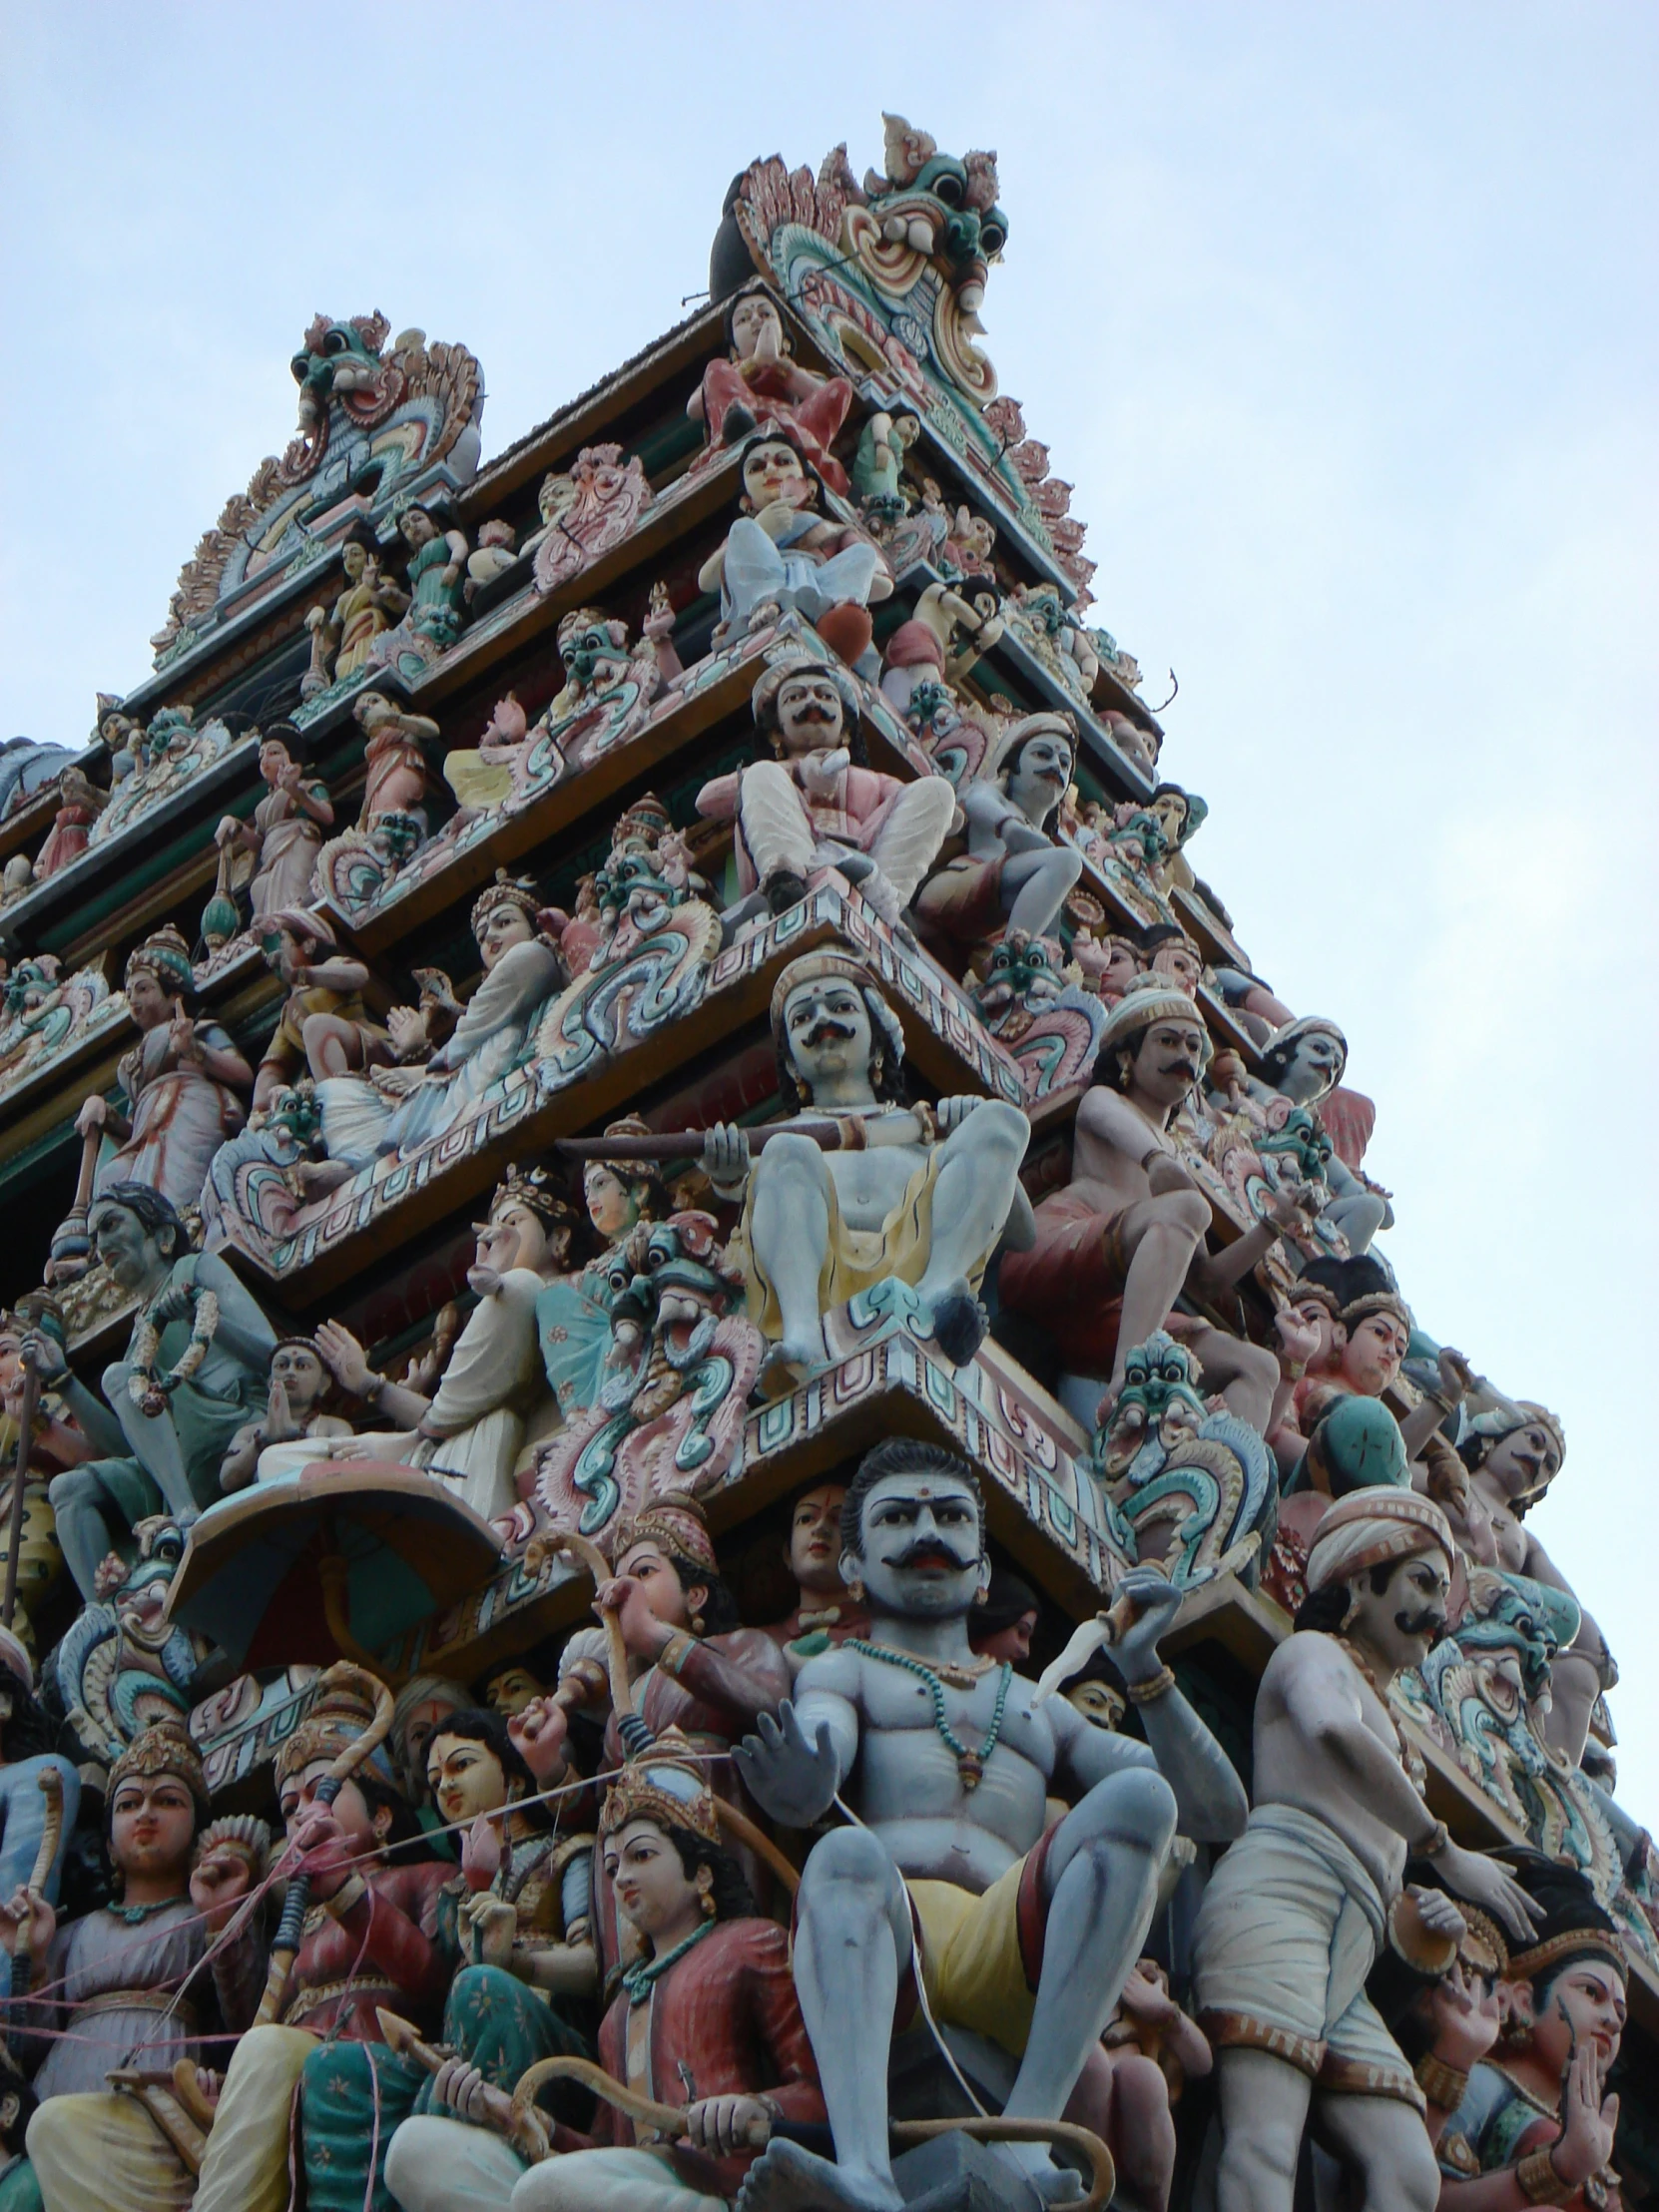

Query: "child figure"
<box><xmin>1073</xmin><ymin>1957</ymin><xmax>1212</xmax><ymax>2212</ymax></box>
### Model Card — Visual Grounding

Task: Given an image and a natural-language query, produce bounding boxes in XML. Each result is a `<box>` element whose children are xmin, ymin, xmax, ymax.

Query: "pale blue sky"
<box><xmin>3</xmin><ymin>5</ymin><xmax>1655</xmax><ymax>1811</ymax></box>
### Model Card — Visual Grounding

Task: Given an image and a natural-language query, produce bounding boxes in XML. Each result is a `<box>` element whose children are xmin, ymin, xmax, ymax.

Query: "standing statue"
<box><xmin>913</xmin><ymin>713</ymin><xmax>1084</xmax><ymax>964</ymax></box>
<box><xmin>695</xmin><ymin>655</ymin><xmax>955</xmax><ymax>926</ymax></box>
<box><xmin>316</xmin><ymin>874</ymin><xmax>565</xmax><ymax>1169</ymax></box>
<box><xmin>29</xmin><ymin>1185</ymin><xmax>276</xmax><ymax>1596</ymax></box>
<box><xmin>384</xmin><ymin>1729</ymin><xmax>827</xmax><ymax>2212</ymax></box>
<box><xmin>1191</xmin><ymin>1489</ymin><xmax>1541</xmax><ymax>2212</ymax></box>
<box><xmin>214</xmin><ymin>727</ymin><xmax>333</xmax><ymax>920</ymax></box>
<box><xmin>689</xmin><ymin>283</ymin><xmax>854</xmax><ymax>493</ymax></box>
<box><xmin>300</xmin><ymin>532</ymin><xmax>409</xmax><ymax>698</ymax></box>
<box><xmin>396</xmin><ymin>502</ymin><xmax>470</xmax><ymax>650</ymax></box>
<box><xmin>733</xmin><ymin>1437</ymin><xmax>1249</xmax><ymax>2212</ymax></box>
<box><xmin>81</xmin><ymin>928</ymin><xmax>252</xmax><ymax>1214</ymax></box>
<box><xmin>698</xmin><ymin>432</ymin><xmax>891</xmax><ymax>667</ymax></box>
<box><xmin>351</xmin><ymin>691</ymin><xmax>436</xmax><ymax>830</ymax></box>
<box><xmin>999</xmin><ymin>977</ymin><xmax>1310</xmax><ymax>1426</ymax></box>
<box><xmin>533</xmin><ymin>1117</ymin><xmax>669</xmax><ymax>1425</ymax></box>
<box><xmin>16</xmin><ymin>1726</ymin><xmax>264</xmax><ymax>2212</ymax></box>
<box><xmin>704</xmin><ymin>949</ymin><xmax>1030</xmax><ymax>1374</ymax></box>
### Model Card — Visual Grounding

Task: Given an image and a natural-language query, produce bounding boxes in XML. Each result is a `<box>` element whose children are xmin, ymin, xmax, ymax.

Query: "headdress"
<box><xmin>612</xmin><ymin>1493</ymin><xmax>719</xmax><ymax>1579</ymax></box>
<box><xmin>1465</xmin><ymin>1400</ymin><xmax>1565</xmax><ymax>1475</ymax></box>
<box><xmin>1263</xmin><ymin>1015</ymin><xmax>1349</xmax><ymax>1091</ymax></box>
<box><xmin>108</xmin><ymin>1721</ymin><xmax>210</xmax><ymax>1818</ymax></box>
<box><xmin>124</xmin><ymin>925</ymin><xmax>195</xmax><ymax>999</ymax></box>
<box><xmin>489</xmin><ymin>1162</ymin><xmax>574</xmax><ymax>1234</ymax></box>
<box><xmin>879</xmin><ymin>620</ymin><xmax>945</xmax><ymax>673</ymax></box>
<box><xmin>1095</xmin><ymin>973</ymin><xmax>1211</xmax><ymax>1063</ymax></box>
<box><xmin>193</xmin><ymin>1813</ymin><xmax>273</xmax><ymax>1881</ymax></box>
<box><xmin>982</xmin><ymin>710</ymin><xmax>1077</xmax><ymax>787</ymax></box>
<box><xmin>768</xmin><ymin>948</ymin><xmax>899</xmax><ymax>1051</ymax></box>
<box><xmin>277</xmin><ymin>1669</ymin><xmax>394</xmax><ymax>1785</ymax></box>
<box><xmin>1287</xmin><ymin>1281</ymin><xmax>1342</xmax><ymax>1320</ymax></box>
<box><xmin>471</xmin><ymin>869</ymin><xmax>543</xmax><ymax>937</ymax></box>
<box><xmin>259</xmin><ymin>906</ymin><xmax>336</xmax><ymax>950</ymax></box>
<box><xmin>1305</xmin><ymin>1489</ymin><xmax>1454</xmax><ymax>1595</ymax></box>
<box><xmin>751</xmin><ymin>653</ymin><xmax>859</xmax><ymax>733</ymax></box>
<box><xmin>599</xmin><ymin>1725</ymin><xmax>721</xmax><ymax>1845</ymax></box>
<box><xmin>0</xmin><ymin>1292</ymin><xmax>65</xmax><ymax>1352</ymax></box>
<box><xmin>1499</xmin><ymin>1855</ymin><xmax>1624</xmax><ymax>1987</ymax></box>
<box><xmin>1339</xmin><ymin>1290</ymin><xmax>1412</xmax><ymax>1339</ymax></box>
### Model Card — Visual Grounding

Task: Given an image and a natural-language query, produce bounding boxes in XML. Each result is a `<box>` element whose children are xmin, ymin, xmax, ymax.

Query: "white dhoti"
<box><xmin>386</xmin><ymin>2113</ymin><xmax>528</xmax><ymax>2212</ymax></box>
<box><xmin>511</xmin><ymin>2146</ymin><xmax>725</xmax><ymax>2212</ymax></box>
<box><xmin>1190</xmin><ymin>1802</ymin><xmax>1422</xmax><ymax>2106</ymax></box>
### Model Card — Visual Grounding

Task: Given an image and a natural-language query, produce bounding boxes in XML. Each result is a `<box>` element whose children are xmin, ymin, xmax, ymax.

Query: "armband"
<box><xmin>1515</xmin><ymin>2148</ymin><xmax>1573</xmax><ymax>2206</ymax></box>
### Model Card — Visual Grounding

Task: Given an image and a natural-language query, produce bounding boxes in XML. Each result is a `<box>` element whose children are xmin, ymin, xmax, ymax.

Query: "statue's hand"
<box><xmin>0</xmin><ymin>1886</ymin><xmax>53</xmax><ymax>1959</ymax></box>
<box><xmin>432</xmin><ymin>2058</ymin><xmax>503</xmax><ymax>2127</ymax></box>
<box><xmin>190</xmin><ymin>1846</ymin><xmax>253</xmax><ymax>1933</ymax></box>
<box><xmin>1432</xmin><ymin>1840</ymin><xmax>1539</xmax><ymax>1942</ymax></box>
<box><xmin>733</xmin><ymin>1701</ymin><xmax>839</xmax><ymax>1827</ymax></box>
<box><xmin>1144</xmin><ymin>1152</ymin><xmax>1198</xmax><ymax>1198</ymax></box>
<box><xmin>702</xmin><ymin>1122</ymin><xmax>752</xmax><ymax>1199</ymax></box>
<box><xmin>146</xmin><ymin>1280</ymin><xmax>194</xmax><ymax>1327</ymax></box>
<box><xmin>1553</xmin><ymin>2041</ymin><xmax>1618</xmax><ymax>2188</ymax></box>
<box><xmin>1111</xmin><ymin>1566</ymin><xmax>1185</xmax><ymax>1684</ymax></box>
<box><xmin>1424</xmin><ymin>1952</ymin><xmax>1501</xmax><ymax>2075</ymax></box>
<box><xmin>314</xmin><ymin>1320</ymin><xmax>373</xmax><ymax>1398</ymax></box>
<box><xmin>933</xmin><ymin>1095</ymin><xmax>981</xmax><ymax>1136</ymax></box>
<box><xmin>18</xmin><ymin>1330</ymin><xmax>66</xmax><ymax>1386</ymax></box>
<box><xmin>686</xmin><ymin>2095</ymin><xmax>772</xmax><ymax>2155</ymax></box>
<box><xmin>74</xmin><ymin>1096</ymin><xmax>108</xmax><ymax>1138</ymax></box>
<box><xmin>508</xmin><ymin>1694</ymin><xmax>570</xmax><ymax>1787</ymax></box>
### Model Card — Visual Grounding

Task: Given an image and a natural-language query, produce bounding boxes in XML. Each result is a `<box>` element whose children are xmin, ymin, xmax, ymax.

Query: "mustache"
<box><xmin>883</xmin><ymin>1538</ymin><xmax>977</xmax><ymax>1573</ymax></box>
<box><xmin>803</xmin><ymin>1017</ymin><xmax>857</xmax><ymax>1046</ymax></box>
<box><xmin>789</xmin><ymin>704</ymin><xmax>836</xmax><ymax>722</ymax></box>
<box><xmin>1163</xmin><ymin>1059</ymin><xmax>1199</xmax><ymax>1081</ymax></box>
<box><xmin>1395</xmin><ymin>1607</ymin><xmax>1446</xmax><ymax>1639</ymax></box>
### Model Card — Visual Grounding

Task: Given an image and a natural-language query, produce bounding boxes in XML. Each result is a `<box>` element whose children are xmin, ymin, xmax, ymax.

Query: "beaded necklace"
<box><xmin>621</xmin><ymin>1914</ymin><xmax>716</xmax><ymax>2006</ymax></box>
<box><xmin>847</xmin><ymin>1640</ymin><xmax>1013</xmax><ymax>1792</ymax></box>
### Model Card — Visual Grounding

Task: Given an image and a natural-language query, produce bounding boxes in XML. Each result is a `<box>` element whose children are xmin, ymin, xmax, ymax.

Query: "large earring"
<box><xmin>696</xmin><ymin>1866</ymin><xmax>716</xmax><ymax>1920</ymax></box>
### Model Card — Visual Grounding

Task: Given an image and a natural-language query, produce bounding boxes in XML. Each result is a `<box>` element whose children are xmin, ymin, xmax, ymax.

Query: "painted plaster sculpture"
<box><xmin>913</xmin><ymin>712</ymin><xmax>1084</xmax><ymax>966</ymax></box>
<box><xmin>252</xmin><ymin>907</ymin><xmax>388</xmax><ymax>1112</ymax></box>
<box><xmin>1192</xmin><ymin>1491</ymin><xmax>1539</xmax><ymax>2212</ymax></box>
<box><xmin>733</xmin><ymin>1436</ymin><xmax>1247</xmax><ymax>2212</ymax></box>
<box><xmin>689</xmin><ymin>283</ymin><xmax>855</xmax><ymax>494</ymax></box>
<box><xmin>707</xmin><ymin>948</ymin><xmax>1030</xmax><ymax>1374</ymax></box>
<box><xmin>213</xmin><ymin>726</ymin><xmax>333</xmax><ymax>922</ymax></box>
<box><xmin>698</xmin><ymin>431</ymin><xmax>891</xmax><ymax>667</ymax></box>
<box><xmin>695</xmin><ymin>655</ymin><xmax>954</xmax><ymax>927</ymax></box>
<box><xmin>300</xmin><ymin>532</ymin><xmax>410</xmax><ymax>699</ymax></box>
<box><xmin>526</xmin><ymin>444</ymin><xmax>653</xmax><ymax>597</ymax></box>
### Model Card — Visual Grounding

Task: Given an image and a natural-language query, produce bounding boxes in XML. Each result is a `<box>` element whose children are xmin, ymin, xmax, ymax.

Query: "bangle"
<box><xmin>834</xmin><ymin>1116</ymin><xmax>867</xmax><ymax>1151</ymax></box>
<box><xmin>911</xmin><ymin>1101</ymin><xmax>938</xmax><ymax>1146</ymax></box>
<box><xmin>1416</xmin><ymin>1820</ymin><xmax>1450</xmax><ymax>1860</ymax></box>
<box><xmin>1515</xmin><ymin>2148</ymin><xmax>1573</xmax><ymax>2206</ymax></box>
<box><xmin>1126</xmin><ymin>1665</ymin><xmax>1176</xmax><ymax>1706</ymax></box>
<box><xmin>322</xmin><ymin>1872</ymin><xmax>368</xmax><ymax>1921</ymax></box>
<box><xmin>657</xmin><ymin>1629</ymin><xmax>698</xmax><ymax>1679</ymax></box>
<box><xmin>1413</xmin><ymin>2051</ymin><xmax>1469</xmax><ymax>2110</ymax></box>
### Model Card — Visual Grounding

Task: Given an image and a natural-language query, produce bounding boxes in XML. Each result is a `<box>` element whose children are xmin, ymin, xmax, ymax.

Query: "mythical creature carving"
<box><xmin>46</xmin><ymin>1516</ymin><xmax>208</xmax><ymax>1777</ymax></box>
<box><xmin>533</xmin><ymin>1212</ymin><xmax>764</xmax><ymax>1541</ymax></box>
<box><xmin>527</xmin><ymin>445</ymin><xmax>654</xmax><ymax>595</ymax></box>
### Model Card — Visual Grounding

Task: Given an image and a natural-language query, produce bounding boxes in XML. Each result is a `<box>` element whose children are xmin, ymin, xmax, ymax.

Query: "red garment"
<box><xmin>697</xmin><ymin>357</ymin><xmax>853</xmax><ymax>495</ymax></box>
<box><xmin>279</xmin><ymin>1859</ymin><xmax>454</xmax><ymax>2041</ymax></box>
<box><xmin>596</xmin><ymin>1630</ymin><xmax>791</xmax><ymax>1994</ymax></box>
<box><xmin>551</xmin><ymin>1918</ymin><xmax>825</xmax><ymax>2198</ymax></box>
<box><xmin>33</xmin><ymin>804</ymin><xmax>97</xmax><ymax>879</ymax></box>
<box><xmin>997</xmin><ymin>1187</ymin><xmax>1131</xmax><ymax>1379</ymax></box>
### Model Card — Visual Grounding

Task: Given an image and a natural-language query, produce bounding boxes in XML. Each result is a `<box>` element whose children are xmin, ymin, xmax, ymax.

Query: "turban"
<box><xmin>1305</xmin><ymin>1489</ymin><xmax>1454</xmax><ymax>1595</ymax></box>
<box><xmin>1096</xmin><ymin>973</ymin><xmax>1210</xmax><ymax>1064</ymax></box>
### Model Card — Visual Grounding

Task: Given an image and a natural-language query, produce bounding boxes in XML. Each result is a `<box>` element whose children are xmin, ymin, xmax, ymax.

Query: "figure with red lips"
<box><xmin>759</xmin><ymin>1481</ymin><xmax>869</xmax><ymax>1672</ymax></box>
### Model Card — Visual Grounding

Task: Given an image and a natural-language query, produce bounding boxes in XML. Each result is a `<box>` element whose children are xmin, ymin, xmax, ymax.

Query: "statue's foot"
<box><xmin>721</xmin><ymin>402</ymin><xmax>759</xmax><ymax>443</ymax></box>
<box><xmin>762</xmin><ymin>1332</ymin><xmax>830</xmax><ymax>1382</ymax></box>
<box><xmin>736</xmin><ymin>2138</ymin><xmax>902</xmax><ymax>2212</ymax></box>
<box><xmin>763</xmin><ymin>868</ymin><xmax>810</xmax><ymax>917</ymax></box>
<box><xmin>929</xmin><ymin>1281</ymin><xmax>987</xmax><ymax>1368</ymax></box>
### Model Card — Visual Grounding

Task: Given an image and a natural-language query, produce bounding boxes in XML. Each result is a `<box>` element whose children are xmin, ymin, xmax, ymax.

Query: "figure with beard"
<box><xmin>999</xmin><ymin>975</ymin><xmax>1315</xmax><ymax>1428</ymax></box>
<box><xmin>731</xmin><ymin>1437</ymin><xmax>1249</xmax><ymax>2212</ymax></box>
<box><xmin>913</xmin><ymin>714</ymin><xmax>1083</xmax><ymax>962</ymax></box>
<box><xmin>695</xmin><ymin>657</ymin><xmax>953</xmax><ymax>927</ymax></box>
<box><xmin>705</xmin><ymin>950</ymin><xmax>1029</xmax><ymax>1376</ymax></box>
<box><xmin>1191</xmin><ymin>1490</ymin><xmax>1542</xmax><ymax>2212</ymax></box>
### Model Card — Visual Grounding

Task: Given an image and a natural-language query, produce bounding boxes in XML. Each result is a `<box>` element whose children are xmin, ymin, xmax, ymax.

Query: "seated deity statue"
<box><xmin>731</xmin><ymin>1436</ymin><xmax>1248</xmax><ymax>2212</ymax></box>
<box><xmin>697</xmin><ymin>431</ymin><xmax>891</xmax><ymax>672</ymax></box>
<box><xmin>216</xmin><ymin>1333</ymin><xmax>353</xmax><ymax>1491</ymax></box>
<box><xmin>912</xmin><ymin>712</ymin><xmax>1084</xmax><ymax>967</ymax></box>
<box><xmin>214</xmin><ymin>725</ymin><xmax>333</xmax><ymax>921</ymax></box>
<box><xmin>27</xmin><ymin>1185</ymin><xmax>276</xmax><ymax>1597</ymax></box>
<box><xmin>384</xmin><ymin>1730</ymin><xmax>827</xmax><ymax>2212</ymax></box>
<box><xmin>695</xmin><ymin>654</ymin><xmax>955</xmax><ymax>926</ymax></box>
<box><xmin>300</xmin><ymin>531</ymin><xmax>410</xmax><ymax>697</ymax></box>
<box><xmin>875</xmin><ymin>577</ymin><xmax>1004</xmax><ymax>715</ymax></box>
<box><xmin>1237</xmin><ymin>1016</ymin><xmax>1392</xmax><ymax>1256</ymax></box>
<box><xmin>315</xmin><ymin>874</ymin><xmax>565</xmax><ymax>1170</ymax></box>
<box><xmin>80</xmin><ymin>926</ymin><xmax>252</xmax><ymax>1216</ymax></box>
<box><xmin>187</xmin><ymin>1668</ymin><xmax>457</xmax><ymax>2212</ymax></box>
<box><xmin>31</xmin><ymin>764</ymin><xmax>107</xmax><ymax>881</ymax></box>
<box><xmin>252</xmin><ymin>906</ymin><xmax>390</xmax><ymax>1113</ymax></box>
<box><xmin>998</xmin><ymin>975</ymin><xmax>1315</xmax><ymax>1429</ymax></box>
<box><xmin>18</xmin><ymin>1726</ymin><xmax>265</xmax><ymax>2212</ymax></box>
<box><xmin>704</xmin><ymin>947</ymin><xmax>1031</xmax><ymax>1375</ymax></box>
<box><xmin>1191</xmin><ymin>1490</ymin><xmax>1540</xmax><ymax>2212</ymax></box>
<box><xmin>290</xmin><ymin>1165</ymin><xmax>575</xmax><ymax>1522</ymax></box>
<box><xmin>1436</xmin><ymin>1858</ymin><xmax>1625</xmax><ymax>2209</ymax></box>
<box><xmin>688</xmin><ymin>283</ymin><xmax>854</xmax><ymax>494</ymax></box>
<box><xmin>443</xmin><ymin>691</ymin><xmax>529</xmax><ymax>815</ymax></box>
